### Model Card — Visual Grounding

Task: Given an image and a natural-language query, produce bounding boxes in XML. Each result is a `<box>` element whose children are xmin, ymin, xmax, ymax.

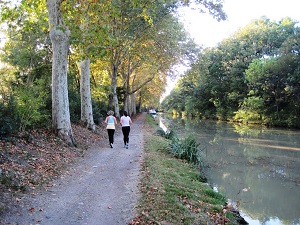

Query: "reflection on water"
<box><xmin>159</xmin><ymin>114</ymin><xmax>300</xmax><ymax>225</ymax></box>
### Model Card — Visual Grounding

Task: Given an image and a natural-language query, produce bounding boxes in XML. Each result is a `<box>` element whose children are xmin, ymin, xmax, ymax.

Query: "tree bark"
<box><xmin>124</xmin><ymin>93</ymin><xmax>137</xmax><ymax>116</ymax></box>
<box><xmin>123</xmin><ymin>95</ymin><xmax>128</xmax><ymax>113</ymax></box>
<box><xmin>123</xmin><ymin>72</ymin><xmax>130</xmax><ymax>113</ymax></box>
<box><xmin>129</xmin><ymin>94</ymin><xmax>136</xmax><ymax>115</ymax></box>
<box><xmin>47</xmin><ymin>0</ymin><xmax>76</xmax><ymax>146</ymax></box>
<box><xmin>78</xmin><ymin>59</ymin><xmax>95</xmax><ymax>130</ymax></box>
<box><xmin>111</xmin><ymin>64</ymin><xmax>120</xmax><ymax>118</ymax></box>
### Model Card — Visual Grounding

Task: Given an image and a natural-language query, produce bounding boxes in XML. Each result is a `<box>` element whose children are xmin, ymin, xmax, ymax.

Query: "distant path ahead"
<box><xmin>3</xmin><ymin>113</ymin><xmax>146</xmax><ymax>225</ymax></box>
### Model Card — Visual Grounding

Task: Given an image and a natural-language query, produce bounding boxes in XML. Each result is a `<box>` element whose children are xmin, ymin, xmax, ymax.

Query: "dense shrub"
<box><xmin>13</xmin><ymin>86</ymin><xmax>50</xmax><ymax>131</ymax></box>
<box><xmin>68</xmin><ymin>89</ymin><xmax>81</xmax><ymax>123</ymax></box>
<box><xmin>157</xmin><ymin>128</ymin><xmax>207</xmax><ymax>181</ymax></box>
<box><xmin>169</xmin><ymin>134</ymin><xmax>205</xmax><ymax>166</ymax></box>
<box><xmin>92</xmin><ymin>100</ymin><xmax>108</xmax><ymax>125</ymax></box>
<box><xmin>0</xmin><ymin>76</ymin><xmax>51</xmax><ymax>134</ymax></box>
<box><xmin>0</xmin><ymin>94</ymin><xmax>20</xmax><ymax>135</ymax></box>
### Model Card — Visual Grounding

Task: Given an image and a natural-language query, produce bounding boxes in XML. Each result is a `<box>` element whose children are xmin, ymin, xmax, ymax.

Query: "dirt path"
<box><xmin>2</xmin><ymin>113</ymin><xmax>146</xmax><ymax>225</ymax></box>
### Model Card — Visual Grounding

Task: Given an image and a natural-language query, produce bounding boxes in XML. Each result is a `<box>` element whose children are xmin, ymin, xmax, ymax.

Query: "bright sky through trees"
<box><xmin>161</xmin><ymin>0</ymin><xmax>300</xmax><ymax>99</ymax></box>
<box><xmin>180</xmin><ymin>0</ymin><xmax>300</xmax><ymax>47</ymax></box>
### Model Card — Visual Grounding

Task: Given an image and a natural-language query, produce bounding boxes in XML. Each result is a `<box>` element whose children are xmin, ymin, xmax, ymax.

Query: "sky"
<box><xmin>161</xmin><ymin>0</ymin><xmax>300</xmax><ymax>98</ymax></box>
<box><xmin>179</xmin><ymin>0</ymin><xmax>300</xmax><ymax>48</ymax></box>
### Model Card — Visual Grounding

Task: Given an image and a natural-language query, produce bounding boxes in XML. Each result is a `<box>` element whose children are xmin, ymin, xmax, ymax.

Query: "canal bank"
<box><xmin>131</xmin><ymin>114</ymin><xmax>247</xmax><ymax>225</ymax></box>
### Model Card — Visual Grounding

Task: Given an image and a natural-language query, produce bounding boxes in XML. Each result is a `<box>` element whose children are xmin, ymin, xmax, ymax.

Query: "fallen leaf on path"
<box><xmin>29</xmin><ymin>208</ymin><xmax>35</xmax><ymax>213</ymax></box>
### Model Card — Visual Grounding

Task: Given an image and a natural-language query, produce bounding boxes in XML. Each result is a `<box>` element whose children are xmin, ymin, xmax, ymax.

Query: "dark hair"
<box><xmin>123</xmin><ymin>111</ymin><xmax>128</xmax><ymax>117</ymax></box>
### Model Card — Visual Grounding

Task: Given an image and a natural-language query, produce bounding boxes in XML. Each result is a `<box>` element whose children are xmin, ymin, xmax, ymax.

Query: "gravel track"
<box><xmin>2</xmin><ymin>113</ymin><xmax>146</xmax><ymax>225</ymax></box>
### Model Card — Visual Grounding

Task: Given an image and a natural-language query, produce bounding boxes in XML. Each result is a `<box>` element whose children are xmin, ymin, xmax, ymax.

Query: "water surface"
<box><xmin>159</xmin><ymin>114</ymin><xmax>300</xmax><ymax>225</ymax></box>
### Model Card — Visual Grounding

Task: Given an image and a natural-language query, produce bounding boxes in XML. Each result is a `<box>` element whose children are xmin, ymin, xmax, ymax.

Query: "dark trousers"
<box><xmin>122</xmin><ymin>126</ymin><xmax>130</xmax><ymax>145</ymax></box>
<box><xmin>107</xmin><ymin>129</ymin><xmax>115</xmax><ymax>144</ymax></box>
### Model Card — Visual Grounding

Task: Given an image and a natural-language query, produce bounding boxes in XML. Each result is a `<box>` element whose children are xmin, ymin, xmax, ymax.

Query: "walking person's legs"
<box><xmin>126</xmin><ymin>127</ymin><xmax>130</xmax><ymax>144</ymax></box>
<box><xmin>122</xmin><ymin>127</ymin><xmax>126</xmax><ymax>147</ymax></box>
<box><xmin>107</xmin><ymin>129</ymin><xmax>115</xmax><ymax>148</ymax></box>
<box><xmin>122</xmin><ymin>127</ymin><xmax>130</xmax><ymax>148</ymax></box>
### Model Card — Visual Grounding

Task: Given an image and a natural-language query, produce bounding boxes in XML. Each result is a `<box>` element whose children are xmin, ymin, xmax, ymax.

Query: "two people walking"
<box><xmin>104</xmin><ymin>110</ymin><xmax>132</xmax><ymax>149</ymax></box>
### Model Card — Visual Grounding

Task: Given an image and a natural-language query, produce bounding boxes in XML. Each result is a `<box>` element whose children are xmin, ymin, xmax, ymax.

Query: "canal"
<box><xmin>158</xmin><ymin>113</ymin><xmax>300</xmax><ymax>225</ymax></box>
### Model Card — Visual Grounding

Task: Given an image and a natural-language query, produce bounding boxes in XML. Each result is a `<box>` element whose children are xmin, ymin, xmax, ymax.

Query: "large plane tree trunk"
<box><xmin>78</xmin><ymin>59</ymin><xmax>95</xmax><ymax>130</ymax></box>
<box><xmin>47</xmin><ymin>0</ymin><xmax>76</xmax><ymax>146</ymax></box>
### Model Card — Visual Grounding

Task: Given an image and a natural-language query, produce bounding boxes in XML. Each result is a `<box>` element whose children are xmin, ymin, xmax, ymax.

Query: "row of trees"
<box><xmin>0</xmin><ymin>0</ymin><xmax>226</xmax><ymax>144</ymax></box>
<box><xmin>161</xmin><ymin>17</ymin><xmax>300</xmax><ymax>128</ymax></box>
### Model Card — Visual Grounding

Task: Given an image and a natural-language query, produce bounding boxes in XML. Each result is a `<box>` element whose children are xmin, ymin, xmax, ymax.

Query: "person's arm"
<box><xmin>104</xmin><ymin>116</ymin><xmax>108</xmax><ymax>124</ymax></box>
<box><xmin>129</xmin><ymin>118</ymin><xmax>132</xmax><ymax>124</ymax></box>
<box><xmin>114</xmin><ymin>117</ymin><xmax>118</xmax><ymax>125</ymax></box>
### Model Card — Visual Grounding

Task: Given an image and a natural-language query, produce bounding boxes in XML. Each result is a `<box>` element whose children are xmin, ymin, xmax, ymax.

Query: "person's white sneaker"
<box><xmin>110</xmin><ymin>143</ymin><xmax>113</xmax><ymax>148</ymax></box>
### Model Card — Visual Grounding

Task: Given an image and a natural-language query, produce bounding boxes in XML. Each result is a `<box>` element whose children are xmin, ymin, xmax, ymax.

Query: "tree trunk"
<box><xmin>108</xmin><ymin>94</ymin><xmax>113</xmax><ymax>109</ymax></box>
<box><xmin>111</xmin><ymin>64</ymin><xmax>120</xmax><ymax>118</ymax></box>
<box><xmin>47</xmin><ymin>0</ymin><xmax>76</xmax><ymax>146</ymax></box>
<box><xmin>137</xmin><ymin>91</ymin><xmax>142</xmax><ymax>113</ymax></box>
<box><xmin>129</xmin><ymin>94</ymin><xmax>136</xmax><ymax>115</ymax></box>
<box><xmin>124</xmin><ymin>93</ymin><xmax>135</xmax><ymax>116</ymax></box>
<box><xmin>123</xmin><ymin>94</ymin><xmax>129</xmax><ymax>113</ymax></box>
<box><xmin>78</xmin><ymin>59</ymin><xmax>95</xmax><ymax>130</ymax></box>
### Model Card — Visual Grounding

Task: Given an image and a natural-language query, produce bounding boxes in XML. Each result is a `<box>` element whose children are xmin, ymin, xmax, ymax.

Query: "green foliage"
<box><xmin>156</xmin><ymin>127</ymin><xmax>166</xmax><ymax>136</ymax></box>
<box><xmin>13</xmin><ymin>85</ymin><xmax>49</xmax><ymax>131</ymax></box>
<box><xmin>165</xmin><ymin>129</ymin><xmax>177</xmax><ymax>140</ymax></box>
<box><xmin>92</xmin><ymin>100</ymin><xmax>108</xmax><ymax>125</ymax></box>
<box><xmin>0</xmin><ymin>0</ymin><xmax>52</xmax><ymax>131</ymax></box>
<box><xmin>233</xmin><ymin>96</ymin><xmax>264</xmax><ymax>123</ymax></box>
<box><xmin>162</xmin><ymin>17</ymin><xmax>300</xmax><ymax>128</ymax></box>
<box><xmin>156</xmin><ymin>128</ymin><xmax>176</xmax><ymax>140</ymax></box>
<box><xmin>0</xmin><ymin>94</ymin><xmax>20</xmax><ymax>135</ymax></box>
<box><xmin>0</xmin><ymin>65</ymin><xmax>52</xmax><ymax>133</ymax></box>
<box><xmin>204</xmin><ymin>188</ymin><xmax>226</xmax><ymax>201</ymax></box>
<box><xmin>68</xmin><ymin>88</ymin><xmax>81</xmax><ymax>124</ymax></box>
<box><xmin>169</xmin><ymin>134</ymin><xmax>206</xmax><ymax>167</ymax></box>
<box><xmin>244</xmin><ymin>55</ymin><xmax>300</xmax><ymax>127</ymax></box>
<box><xmin>157</xmin><ymin>128</ymin><xmax>207</xmax><ymax>180</ymax></box>
<box><xmin>0</xmin><ymin>0</ymin><xmax>227</xmax><ymax>135</ymax></box>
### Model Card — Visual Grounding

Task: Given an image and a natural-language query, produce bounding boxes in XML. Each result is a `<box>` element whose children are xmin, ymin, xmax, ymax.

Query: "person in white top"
<box><xmin>120</xmin><ymin>111</ymin><xmax>132</xmax><ymax>149</ymax></box>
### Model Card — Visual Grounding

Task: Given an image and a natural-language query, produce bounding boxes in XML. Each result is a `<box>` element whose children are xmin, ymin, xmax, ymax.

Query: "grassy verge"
<box><xmin>130</xmin><ymin>115</ymin><xmax>244</xmax><ymax>225</ymax></box>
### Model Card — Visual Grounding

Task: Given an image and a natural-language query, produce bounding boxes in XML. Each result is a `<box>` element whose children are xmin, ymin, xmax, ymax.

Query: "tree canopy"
<box><xmin>161</xmin><ymin>17</ymin><xmax>300</xmax><ymax>128</ymax></box>
<box><xmin>0</xmin><ymin>0</ymin><xmax>226</xmax><ymax>137</ymax></box>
